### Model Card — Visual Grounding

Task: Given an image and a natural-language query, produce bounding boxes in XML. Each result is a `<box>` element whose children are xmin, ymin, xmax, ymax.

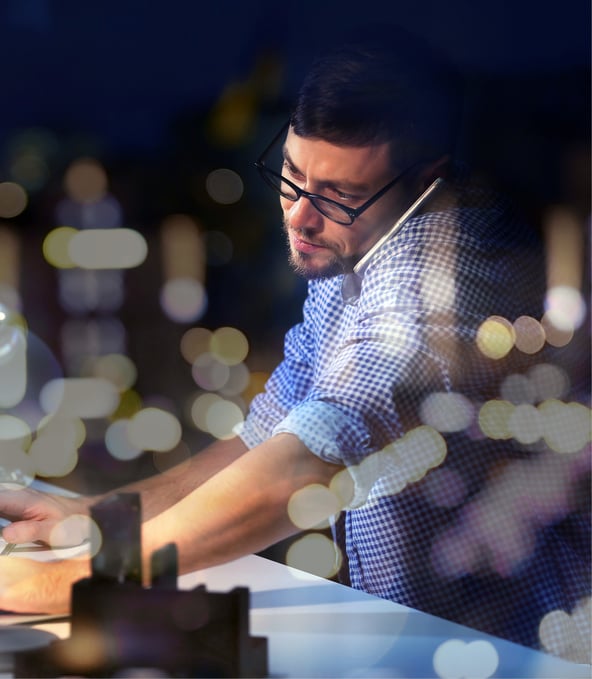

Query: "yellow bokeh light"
<box><xmin>190</xmin><ymin>392</ymin><xmax>222</xmax><ymax>432</ymax></box>
<box><xmin>109</xmin><ymin>389</ymin><xmax>143</xmax><ymax>420</ymax></box>
<box><xmin>210</xmin><ymin>326</ymin><xmax>249</xmax><ymax>365</ymax></box>
<box><xmin>394</xmin><ymin>425</ymin><xmax>447</xmax><ymax>483</ymax></box>
<box><xmin>286</xmin><ymin>532</ymin><xmax>342</xmax><ymax>579</ymax></box>
<box><xmin>205</xmin><ymin>399</ymin><xmax>244</xmax><ymax>440</ymax></box>
<box><xmin>476</xmin><ymin>316</ymin><xmax>515</xmax><ymax>359</ymax></box>
<box><xmin>478</xmin><ymin>400</ymin><xmax>515</xmax><ymax>440</ymax></box>
<box><xmin>539</xmin><ymin>400</ymin><xmax>592</xmax><ymax>454</ymax></box>
<box><xmin>42</xmin><ymin>226</ymin><xmax>78</xmax><ymax>269</ymax></box>
<box><xmin>288</xmin><ymin>483</ymin><xmax>342</xmax><ymax>530</ymax></box>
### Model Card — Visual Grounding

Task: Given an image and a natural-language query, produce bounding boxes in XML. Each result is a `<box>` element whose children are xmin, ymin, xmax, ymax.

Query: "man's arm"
<box><xmin>0</xmin><ymin>436</ymin><xmax>249</xmax><ymax>544</ymax></box>
<box><xmin>108</xmin><ymin>435</ymin><xmax>250</xmax><ymax>520</ymax></box>
<box><xmin>0</xmin><ymin>433</ymin><xmax>346</xmax><ymax>613</ymax></box>
<box><xmin>141</xmin><ymin>432</ymin><xmax>345</xmax><ymax>574</ymax></box>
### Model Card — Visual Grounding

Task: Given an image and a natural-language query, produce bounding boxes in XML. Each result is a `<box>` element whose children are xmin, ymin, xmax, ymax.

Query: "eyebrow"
<box><xmin>282</xmin><ymin>146</ymin><xmax>373</xmax><ymax>195</ymax></box>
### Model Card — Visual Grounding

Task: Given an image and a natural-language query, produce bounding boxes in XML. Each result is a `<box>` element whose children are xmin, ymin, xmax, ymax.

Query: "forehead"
<box><xmin>284</xmin><ymin>127</ymin><xmax>393</xmax><ymax>185</ymax></box>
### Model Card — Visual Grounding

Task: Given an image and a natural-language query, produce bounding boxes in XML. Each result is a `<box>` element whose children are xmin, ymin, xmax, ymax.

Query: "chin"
<box><xmin>289</xmin><ymin>250</ymin><xmax>350</xmax><ymax>280</ymax></box>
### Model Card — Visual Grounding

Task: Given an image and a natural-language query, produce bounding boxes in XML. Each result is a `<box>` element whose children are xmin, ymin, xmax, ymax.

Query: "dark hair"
<box><xmin>290</xmin><ymin>25</ymin><xmax>464</xmax><ymax>166</ymax></box>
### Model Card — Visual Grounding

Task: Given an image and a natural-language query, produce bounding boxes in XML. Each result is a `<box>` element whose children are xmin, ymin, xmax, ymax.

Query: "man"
<box><xmin>1</xmin><ymin>26</ymin><xmax>590</xmax><ymax>660</ymax></box>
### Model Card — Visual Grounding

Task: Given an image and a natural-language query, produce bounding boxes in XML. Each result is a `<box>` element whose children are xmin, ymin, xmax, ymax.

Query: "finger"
<box><xmin>1</xmin><ymin>519</ymin><xmax>51</xmax><ymax>545</ymax></box>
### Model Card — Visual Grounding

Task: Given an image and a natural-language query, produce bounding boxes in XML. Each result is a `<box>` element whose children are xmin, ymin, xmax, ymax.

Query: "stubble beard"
<box><xmin>283</xmin><ymin>220</ymin><xmax>356</xmax><ymax>280</ymax></box>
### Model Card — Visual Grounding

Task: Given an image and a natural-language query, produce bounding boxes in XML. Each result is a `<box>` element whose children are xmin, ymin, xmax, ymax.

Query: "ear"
<box><xmin>418</xmin><ymin>155</ymin><xmax>451</xmax><ymax>187</ymax></box>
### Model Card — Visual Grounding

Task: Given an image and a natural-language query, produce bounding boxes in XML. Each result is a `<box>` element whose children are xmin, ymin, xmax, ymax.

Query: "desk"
<box><xmin>27</xmin><ymin>553</ymin><xmax>589</xmax><ymax>679</ymax></box>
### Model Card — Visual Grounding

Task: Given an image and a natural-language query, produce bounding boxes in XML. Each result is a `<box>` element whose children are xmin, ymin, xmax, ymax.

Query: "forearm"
<box><xmin>141</xmin><ymin>433</ymin><xmax>344</xmax><ymax>575</ymax></box>
<box><xmin>91</xmin><ymin>436</ymin><xmax>249</xmax><ymax>520</ymax></box>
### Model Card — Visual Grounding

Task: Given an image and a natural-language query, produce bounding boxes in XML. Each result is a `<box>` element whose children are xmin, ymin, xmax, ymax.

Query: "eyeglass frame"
<box><xmin>254</xmin><ymin>122</ymin><xmax>415</xmax><ymax>226</ymax></box>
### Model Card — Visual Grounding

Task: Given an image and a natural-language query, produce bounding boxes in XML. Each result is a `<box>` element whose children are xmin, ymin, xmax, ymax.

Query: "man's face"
<box><xmin>281</xmin><ymin>127</ymin><xmax>409</xmax><ymax>279</ymax></box>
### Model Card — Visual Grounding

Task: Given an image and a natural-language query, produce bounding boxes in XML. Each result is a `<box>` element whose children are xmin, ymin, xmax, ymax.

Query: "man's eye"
<box><xmin>283</xmin><ymin>161</ymin><xmax>302</xmax><ymax>181</ymax></box>
<box><xmin>335</xmin><ymin>190</ymin><xmax>355</xmax><ymax>202</ymax></box>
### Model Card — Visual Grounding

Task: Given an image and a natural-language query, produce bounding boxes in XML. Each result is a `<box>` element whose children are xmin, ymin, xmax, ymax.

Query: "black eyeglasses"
<box><xmin>255</xmin><ymin>123</ymin><xmax>411</xmax><ymax>226</ymax></box>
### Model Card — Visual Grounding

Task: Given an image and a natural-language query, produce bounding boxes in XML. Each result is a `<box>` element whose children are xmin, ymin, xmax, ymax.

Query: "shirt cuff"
<box><xmin>270</xmin><ymin>400</ymin><xmax>378</xmax><ymax>509</ymax></box>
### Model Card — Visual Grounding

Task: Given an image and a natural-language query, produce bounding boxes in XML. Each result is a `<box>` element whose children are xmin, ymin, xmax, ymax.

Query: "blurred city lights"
<box><xmin>285</xmin><ymin>532</ymin><xmax>342</xmax><ymax>579</ymax></box>
<box><xmin>108</xmin><ymin>388</ymin><xmax>143</xmax><ymax>420</ymax></box>
<box><xmin>433</xmin><ymin>639</ymin><xmax>499</xmax><ymax>679</ymax></box>
<box><xmin>527</xmin><ymin>363</ymin><xmax>570</xmax><ymax>401</ymax></box>
<box><xmin>476</xmin><ymin>316</ymin><xmax>515</xmax><ymax>359</ymax></box>
<box><xmin>5</xmin><ymin>128</ymin><xmax>57</xmax><ymax>191</ymax></box>
<box><xmin>539</xmin><ymin>400</ymin><xmax>591</xmax><ymax>454</ymax></box>
<box><xmin>29</xmin><ymin>415</ymin><xmax>81</xmax><ymax>478</ymax></box>
<box><xmin>544</xmin><ymin>285</ymin><xmax>587</xmax><ymax>332</ymax></box>
<box><xmin>0</xmin><ymin>309</ymin><xmax>27</xmax><ymax>408</ymax></box>
<box><xmin>191</xmin><ymin>352</ymin><xmax>230</xmax><ymax>391</ymax></box>
<box><xmin>205</xmin><ymin>168</ymin><xmax>244</xmax><ymax>205</ymax></box>
<box><xmin>105</xmin><ymin>419</ymin><xmax>143</xmax><ymax>461</ymax></box>
<box><xmin>539</xmin><ymin>599</ymin><xmax>591</xmax><ymax>663</ymax></box>
<box><xmin>540</xmin><ymin>311</ymin><xmax>574</xmax><ymax>347</ymax></box>
<box><xmin>512</xmin><ymin>315</ymin><xmax>546</xmax><ymax>354</ymax></box>
<box><xmin>127</xmin><ymin>407</ymin><xmax>183</xmax><ymax>452</ymax></box>
<box><xmin>48</xmin><ymin>514</ymin><xmax>100</xmax><ymax>554</ymax></box>
<box><xmin>507</xmin><ymin>403</ymin><xmax>543</xmax><ymax>444</ymax></box>
<box><xmin>477</xmin><ymin>400</ymin><xmax>514</xmax><ymax>440</ymax></box>
<box><xmin>0</xmin><ymin>438</ymin><xmax>35</xmax><ymax>486</ymax></box>
<box><xmin>190</xmin><ymin>392</ymin><xmax>223</xmax><ymax>431</ymax></box>
<box><xmin>39</xmin><ymin>377</ymin><xmax>120</xmax><ymax>419</ymax></box>
<box><xmin>0</xmin><ymin>181</ymin><xmax>28</xmax><ymax>218</ymax></box>
<box><xmin>68</xmin><ymin>228</ymin><xmax>148</xmax><ymax>269</ymax></box>
<box><xmin>218</xmin><ymin>362</ymin><xmax>251</xmax><ymax>397</ymax></box>
<box><xmin>180</xmin><ymin>327</ymin><xmax>213</xmax><ymax>365</ymax></box>
<box><xmin>63</xmin><ymin>158</ymin><xmax>108</xmax><ymax>203</ymax></box>
<box><xmin>392</xmin><ymin>425</ymin><xmax>447</xmax><ymax>484</ymax></box>
<box><xmin>55</xmin><ymin>194</ymin><xmax>123</xmax><ymax>230</ymax></box>
<box><xmin>210</xmin><ymin>326</ymin><xmax>249</xmax><ymax>365</ymax></box>
<box><xmin>419</xmin><ymin>392</ymin><xmax>474</xmax><ymax>432</ymax></box>
<box><xmin>160</xmin><ymin>278</ymin><xmax>207</xmax><ymax>323</ymax></box>
<box><xmin>161</xmin><ymin>214</ymin><xmax>205</xmax><ymax>281</ymax></box>
<box><xmin>287</xmin><ymin>483</ymin><xmax>341</xmax><ymax>530</ymax></box>
<box><xmin>204</xmin><ymin>398</ymin><xmax>244</xmax><ymax>439</ymax></box>
<box><xmin>0</xmin><ymin>228</ymin><xmax>21</xmax><ymax>301</ymax></box>
<box><xmin>42</xmin><ymin>227</ymin><xmax>78</xmax><ymax>268</ymax></box>
<box><xmin>0</xmin><ymin>414</ymin><xmax>32</xmax><ymax>448</ymax></box>
<box><xmin>87</xmin><ymin>353</ymin><xmax>137</xmax><ymax>391</ymax></box>
<box><xmin>499</xmin><ymin>373</ymin><xmax>537</xmax><ymax>404</ymax></box>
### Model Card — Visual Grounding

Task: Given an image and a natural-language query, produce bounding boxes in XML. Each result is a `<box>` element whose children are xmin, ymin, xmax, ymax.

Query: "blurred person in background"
<box><xmin>1</xmin><ymin>24</ymin><xmax>589</xmax><ymax>661</ymax></box>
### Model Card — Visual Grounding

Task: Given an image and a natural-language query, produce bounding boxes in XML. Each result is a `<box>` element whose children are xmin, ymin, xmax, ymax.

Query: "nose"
<box><xmin>283</xmin><ymin>195</ymin><xmax>324</xmax><ymax>231</ymax></box>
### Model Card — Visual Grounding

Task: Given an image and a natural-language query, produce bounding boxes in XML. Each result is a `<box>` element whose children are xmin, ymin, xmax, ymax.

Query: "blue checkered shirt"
<box><xmin>238</xmin><ymin>175</ymin><xmax>591</xmax><ymax>657</ymax></box>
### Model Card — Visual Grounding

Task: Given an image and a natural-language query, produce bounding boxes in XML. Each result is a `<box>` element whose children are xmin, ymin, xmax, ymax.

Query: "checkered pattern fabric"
<box><xmin>238</xmin><ymin>175</ymin><xmax>591</xmax><ymax>661</ymax></box>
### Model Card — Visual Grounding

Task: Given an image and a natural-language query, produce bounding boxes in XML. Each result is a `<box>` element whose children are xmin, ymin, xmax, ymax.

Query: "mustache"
<box><xmin>283</xmin><ymin>220</ymin><xmax>332</xmax><ymax>250</ymax></box>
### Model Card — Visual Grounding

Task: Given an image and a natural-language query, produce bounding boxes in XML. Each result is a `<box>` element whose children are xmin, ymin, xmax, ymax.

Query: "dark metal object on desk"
<box><xmin>13</xmin><ymin>493</ymin><xmax>268</xmax><ymax>678</ymax></box>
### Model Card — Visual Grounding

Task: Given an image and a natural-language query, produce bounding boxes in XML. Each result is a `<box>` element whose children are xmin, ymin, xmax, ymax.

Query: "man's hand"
<box><xmin>0</xmin><ymin>487</ymin><xmax>92</xmax><ymax>546</ymax></box>
<box><xmin>0</xmin><ymin>556</ymin><xmax>90</xmax><ymax>614</ymax></box>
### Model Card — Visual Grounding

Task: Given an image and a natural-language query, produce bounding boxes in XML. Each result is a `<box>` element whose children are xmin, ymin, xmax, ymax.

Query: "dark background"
<box><xmin>0</xmin><ymin>0</ymin><xmax>590</xmax><ymax>494</ymax></box>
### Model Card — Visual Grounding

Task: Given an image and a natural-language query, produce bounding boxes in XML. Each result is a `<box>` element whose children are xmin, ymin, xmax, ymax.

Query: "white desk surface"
<box><xmin>20</xmin><ymin>553</ymin><xmax>589</xmax><ymax>679</ymax></box>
